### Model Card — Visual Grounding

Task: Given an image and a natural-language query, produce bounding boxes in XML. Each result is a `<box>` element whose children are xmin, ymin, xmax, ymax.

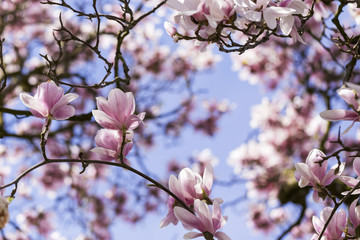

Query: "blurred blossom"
<box><xmin>192</xmin><ymin>148</ymin><xmax>218</xmax><ymax>175</ymax></box>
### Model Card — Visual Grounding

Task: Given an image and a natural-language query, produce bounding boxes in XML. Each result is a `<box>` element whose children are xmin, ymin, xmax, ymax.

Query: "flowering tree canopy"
<box><xmin>0</xmin><ymin>0</ymin><xmax>359</xmax><ymax>239</ymax></box>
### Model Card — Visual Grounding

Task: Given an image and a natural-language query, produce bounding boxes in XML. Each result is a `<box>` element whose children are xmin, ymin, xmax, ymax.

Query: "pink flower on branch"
<box><xmin>169</xmin><ymin>164</ymin><xmax>214</xmax><ymax>205</ymax></box>
<box><xmin>295</xmin><ymin>149</ymin><xmax>344</xmax><ymax>202</ymax></box>
<box><xmin>311</xmin><ymin>207</ymin><xmax>346</xmax><ymax>240</ymax></box>
<box><xmin>92</xmin><ymin>88</ymin><xmax>145</xmax><ymax>131</ymax></box>
<box><xmin>91</xmin><ymin>129</ymin><xmax>133</xmax><ymax>162</ymax></box>
<box><xmin>160</xmin><ymin>164</ymin><xmax>214</xmax><ymax>228</ymax></box>
<box><xmin>320</xmin><ymin>83</ymin><xmax>360</xmax><ymax>133</ymax></box>
<box><xmin>174</xmin><ymin>199</ymin><xmax>231</xmax><ymax>240</ymax></box>
<box><xmin>20</xmin><ymin>80</ymin><xmax>78</xmax><ymax>120</ymax></box>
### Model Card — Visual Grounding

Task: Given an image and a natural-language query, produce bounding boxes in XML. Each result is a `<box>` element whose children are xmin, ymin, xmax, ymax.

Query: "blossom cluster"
<box><xmin>165</xmin><ymin>0</ymin><xmax>308</xmax><ymax>50</ymax></box>
<box><xmin>160</xmin><ymin>164</ymin><xmax>231</xmax><ymax>240</ymax></box>
<box><xmin>294</xmin><ymin>83</ymin><xmax>360</xmax><ymax>239</ymax></box>
<box><xmin>19</xmin><ymin>81</ymin><xmax>145</xmax><ymax>163</ymax></box>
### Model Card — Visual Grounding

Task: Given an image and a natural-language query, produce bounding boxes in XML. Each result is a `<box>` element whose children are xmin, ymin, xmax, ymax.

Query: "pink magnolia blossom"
<box><xmin>311</xmin><ymin>207</ymin><xmax>346</xmax><ymax>240</ymax></box>
<box><xmin>320</xmin><ymin>83</ymin><xmax>360</xmax><ymax>133</ymax></box>
<box><xmin>295</xmin><ymin>149</ymin><xmax>344</xmax><ymax>202</ymax></box>
<box><xmin>174</xmin><ymin>199</ymin><xmax>231</xmax><ymax>240</ymax></box>
<box><xmin>160</xmin><ymin>164</ymin><xmax>214</xmax><ymax>228</ymax></box>
<box><xmin>92</xmin><ymin>88</ymin><xmax>145</xmax><ymax>131</ymax></box>
<box><xmin>339</xmin><ymin>157</ymin><xmax>360</xmax><ymax>195</ymax></box>
<box><xmin>348</xmin><ymin>199</ymin><xmax>360</xmax><ymax>236</ymax></box>
<box><xmin>20</xmin><ymin>80</ymin><xmax>78</xmax><ymax>120</ymax></box>
<box><xmin>91</xmin><ymin>129</ymin><xmax>133</xmax><ymax>162</ymax></box>
<box><xmin>169</xmin><ymin>164</ymin><xmax>213</xmax><ymax>205</ymax></box>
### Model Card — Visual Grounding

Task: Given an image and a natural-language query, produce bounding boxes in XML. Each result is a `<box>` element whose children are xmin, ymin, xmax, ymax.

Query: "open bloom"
<box><xmin>92</xmin><ymin>88</ymin><xmax>145</xmax><ymax>131</ymax></box>
<box><xmin>160</xmin><ymin>164</ymin><xmax>214</xmax><ymax>228</ymax></box>
<box><xmin>311</xmin><ymin>207</ymin><xmax>346</xmax><ymax>240</ymax></box>
<box><xmin>169</xmin><ymin>164</ymin><xmax>213</xmax><ymax>205</ymax></box>
<box><xmin>295</xmin><ymin>149</ymin><xmax>344</xmax><ymax>202</ymax></box>
<box><xmin>320</xmin><ymin>83</ymin><xmax>360</xmax><ymax>133</ymax></box>
<box><xmin>174</xmin><ymin>199</ymin><xmax>230</xmax><ymax>240</ymax></box>
<box><xmin>91</xmin><ymin>129</ymin><xmax>133</xmax><ymax>162</ymax></box>
<box><xmin>20</xmin><ymin>80</ymin><xmax>78</xmax><ymax>120</ymax></box>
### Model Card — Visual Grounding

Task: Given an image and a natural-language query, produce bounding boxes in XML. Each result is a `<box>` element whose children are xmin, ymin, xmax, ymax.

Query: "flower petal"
<box><xmin>320</xmin><ymin>109</ymin><xmax>359</xmax><ymax>121</ymax></box>
<box><xmin>52</xmin><ymin>105</ymin><xmax>75</xmax><ymax>120</ymax></box>
<box><xmin>92</xmin><ymin>110</ymin><xmax>120</xmax><ymax>129</ymax></box>
<box><xmin>174</xmin><ymin>206</ymin><xmax>199</xmax><ymax>230</ymax></box>
<box><xmin>214</xmin><ymin>231</ymin><xmax>232</xmax><ymax>240</ymax></box>
<box><xmin>280</xmin><ymin>15</ymin><xmax>294</xmax><ymax>35</ymax></box>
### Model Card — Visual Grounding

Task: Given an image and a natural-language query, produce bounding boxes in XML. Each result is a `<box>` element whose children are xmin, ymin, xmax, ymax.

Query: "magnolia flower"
<box><xmin>160</xmin><ymin>165</ymin><xmax>214</xmax><ymax>228</ymax></box>
<box><xmin>92</xmin><ymin>88</ymin><xmax>145</xmax><ymax>131</ymax></box>
<box><xmin>320</xmin><ymin>83</ymin><xmax>360</xmax><ymax>133</ymax></box>
<box><xmin>311</xmin><ymin>207</ymin><xmax>346</xmax><ymax>240</ymax></box>
<box><xmin>20</xmin><ymin>80</ymin><xmax>78</xmax><ymax>120</ymax></box>
<box><xmin>295</xmin><ymin>149</ymin><xmax>344</xmax><ymax>202</ymax></box>
<box><xmin>91</xmin><ymin>129</ymin><xmax>133</xmax><ymax>162</ymax></box>
<box><xmin>174</xmin><ymin>199</ymin><xmax>231</xmax><ymax>240</ymax></box>
<box><xmin>169</xmin><ymin>164</ymin><xmax>214</xmax><ymax>205</ymax></box>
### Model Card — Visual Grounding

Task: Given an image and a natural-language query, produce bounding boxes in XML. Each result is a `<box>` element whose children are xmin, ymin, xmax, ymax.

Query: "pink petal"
<box><xmin>244</xmin><ymin>10</ymin><xmax>262</xmax><ymax>22</ymax></box>
<box><xmin>37</xmin><ymin>81</ymin><xmax>64</xmax><ymax>110</ymax></box>
<box><xmin>174</xmin><ymin>206</ymin><xmax>199</xmax><ymax>230</ymax></box>
<box><xmin>125</xmin><ymin>114</ymin><xmax>143</xmax><ymax>130</ymax></box>
<box><xmin>346</xmin><ymin>82</ymin><xmax>360</xmax><ymax>95</ymax></box>
<box><xmin>322</xmin><ymin>163</ymin><xmax>344</xmax><ymax>186</ymax></box>
<box><xmin>202</xmin><ymin>164</ymin><xmax>213</xmax><ymax>195</ymax></box>
<box><xmin>280</xmin><ymin>15</ymin><xmax>294</xmax><ymax>35</ymax></box>
<box><xmin>183</xmin><ymin>232</ymin><xmax>203</xmax><ymax>239</ymax></box>
<box><xmin>169</xmin><ymin>175</ymin><xmax>186</xmax><ymax>202</ymax></box>
<box><xmin>312</xmin><ymin>215</ymin><xmax>324</xmax><ymax>235</ymax></box>
<box><xmin>320</xmin><ymin>109</ymin><xmax>359</xmax><ymax>121</ymax></box>
<box><xmin>20</xmin><ymin>93</ymin><xmax>47</xmax><ymax>118</ymax></box>
<box><xmin>52</xmin><ymin>105</ymin><xmax>75</xmax><ymax>120</ymax></box>
<box><xmin>338</xmin><ymin>176</ymin><xmax>359</xmax><ymax>187</ymax></box>
<box><xmin>91</xmin><ymin>147</ymin><xmax>117</xmax><ymax>161</ymax></box>
<box><xmin>214</xmin><ymin>232</ymin><xmax>232</xmax><ymax>240</ymax></box>
<box><xmin>337</xmin><ymin>88</ymin><xmax>359</xmax><ymax>110</ymax></box>
<box><xmin>294</xmin><ymin>163</ymin><xmax>319</xmax><ymax>186</ymax></box>
<box><xmin>50</xmin><ymin>93</ymin><xmax>78</xmax><ymax>119</ymax></box>
<box><xmin>287</xmin><ymin>0</ymin><xmax>307</xmax><ymax>15</ymax></box>
<box><xmin>108</xmin><ymin>88</ymin><xmax>128</xmax><ymax>123</ymax></box>
<box><xmin>92</xmin><ymin>110</ymin><xmax>120</xmax><ymax>129</ymax></box>
<box><xmin>194</xmin><ymin>199</ymin><xmax>213</xmax><ymax>233</ymax></box>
